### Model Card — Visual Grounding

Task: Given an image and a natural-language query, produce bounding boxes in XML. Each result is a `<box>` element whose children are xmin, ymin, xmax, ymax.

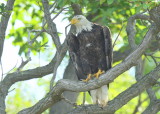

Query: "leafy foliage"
<box><xmin>4</xmin><ymin>0</ymin><xmax>160</xmax><ymax>113</ymax></box>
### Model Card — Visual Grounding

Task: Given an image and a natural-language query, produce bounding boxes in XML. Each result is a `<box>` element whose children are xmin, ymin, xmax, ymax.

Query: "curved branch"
<box><xmin>69</xmin><ymin>64</ymin><xmax>160</xmax><ymax>114</ymax></box>
<box><xmin>0</xmin><ymin>0</ymin><xmax>16</xmax><ymax>113</ymax></box>
<box><xmin>1</xmin><ymin>41</ymin><xmax>67</xmax><ymax>93</ymax></box>
<box><xmin>18</xmin><ymin>24</ymin><xmax>159</xmax><ymax>114</ymax></box>
<box><xmin>126</xmin><ymin>14</ymin><xmax>150</xmax><ymax>49</ymax></box>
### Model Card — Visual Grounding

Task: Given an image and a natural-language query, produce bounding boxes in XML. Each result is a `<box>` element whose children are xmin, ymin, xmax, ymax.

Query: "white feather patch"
<box><xmin>90</xmin><ymin>85</ymin><xmax>109</xmax><ymax>107</ymax></box>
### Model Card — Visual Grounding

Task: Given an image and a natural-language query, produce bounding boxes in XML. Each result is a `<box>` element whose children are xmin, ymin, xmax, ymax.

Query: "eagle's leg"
<box><xmin>83</xmin><ymin>74</ymin><xmax>92</xmax><ymax>82</ymax></box>
<box><xmin>93</xmin><ymin>69</ymin><xmax>105</xmax><ymax>78</ymax></box>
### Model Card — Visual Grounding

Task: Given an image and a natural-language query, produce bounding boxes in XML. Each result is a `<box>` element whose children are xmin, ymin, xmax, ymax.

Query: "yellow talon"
<box><xmin>83</xmin><ymin>74</ymin><xmax>92</xmax><ymax>82</ymax></box>
<box><xmin>93</xmin><ymin>69</ymin><xmax>105</xmax><ymax>78</ymax></box>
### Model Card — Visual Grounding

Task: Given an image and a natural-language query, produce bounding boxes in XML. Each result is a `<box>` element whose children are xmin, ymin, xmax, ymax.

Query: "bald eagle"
<box><xmin>67</xmin><ymin>15</ymin><xmax>112</xmax><ymax>107</ymax></box>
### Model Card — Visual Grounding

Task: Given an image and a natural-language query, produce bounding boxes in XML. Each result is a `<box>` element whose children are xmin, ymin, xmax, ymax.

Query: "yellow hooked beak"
<box><xmin>70</xmin><ymin>18</ymin><xmax>79</xmax><ymax>24</ymax></box>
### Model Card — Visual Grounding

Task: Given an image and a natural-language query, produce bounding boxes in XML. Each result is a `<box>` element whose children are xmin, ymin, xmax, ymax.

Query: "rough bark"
<box><xmin>49</xmin><ymin>61</ymin><xmax>79</xmax><ymax>114</ymax></box>
<box><xmin>18</xmin><ymin>23</ymin><xmax>159</xmax><ymax>113</ymax></box>
<box><xmin>69</xmin><ymin>64</ymin><xmax>160</xmax><ymax>114</ymax></box>
<box><xmin>0</xmin><ymin>0</ymin><xmax>16</xmax><ymax>114</ymax></box>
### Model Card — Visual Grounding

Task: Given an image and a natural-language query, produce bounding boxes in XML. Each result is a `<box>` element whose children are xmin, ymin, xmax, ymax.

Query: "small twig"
<box><xmin>147</xmin><ymin>88</ymin><xmax>157</xmax><ymax>101</ymax></box>
<box><xmin>150</xmin><ymin>55</ymin><xmax>158</xmax><ymax>66</ymax></box>
<box><xmin>51</xmin><ymin>7</ymin><xmax>70</xmax><ymax>21</ymax></box>
<box><xmin>17</xmin><ymin>29</ymin><xmax>32</xmax><ymax>71</ymax></box>
<box><xmin>144</xmin><ymin>54</ymin><xmax>151</xmax><ymax>62</ymax></box>
<box><xmin>144</xmin><ymin>52</ymin><xmax>160</xmax><ymax>66</ymax></box>
<box><xmin>29</xmin><ymin>29</ymin><xmax>45</xmax><ymax>45</ymax></box>
<box><xmin>113</xmin><ymin>24</ymin><xmax>124</xmax><ymax>48</ymax></box>
<box><xmin>145</xmin><ymin>52</ymin><xmax>156</xmax><ymax>56</ymax></box>
<box><xmin>132</xmin><ymin>95</ymin><xmax>141</xmax><ymax>114</ymax></box>
<box><xmin>152</xmin><ymin>56</ymin><xmax>160</xmax><ymax>59</ymax></box>
<box><xmin>17</xmin><ymin>57</ymin><xmax>31</xmax><ymax>71</ymax></box>
<box><xmin>16</xmin><ymin>29</ymin><xmax>32</xmax><ymax>72</ymax></box>
<box><xmin>8</xmin><ymin>88</ymin><xmax>15</xmax><ymax>93</ymax></box>
<box><xmin>49</xmin><ymin>1</ymin><xmax>57</xmax><ymax>9</ymax></box>
<box><xmin>83</xmin><ymin>92</ymin><xmax>86</xmax><ymax>105</ymax></box>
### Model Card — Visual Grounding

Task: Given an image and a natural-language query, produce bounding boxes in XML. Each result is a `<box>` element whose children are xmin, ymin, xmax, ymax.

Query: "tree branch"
<box><xmin>71</xmin><ymin>3</ymin><xmax>82</xmax><ymax>15</ymax></box>
<box><xmin>18</xmin><ymin>24</ymin><xmax>159</xmax><ymax>114</ymax></box>
<box><xmin>17</xmin><ymin>61</ymin><xmax>160</xmax><ymax>114</ymax></box>
<box><xmin>149</xmin><ymin>6</ymin><xmax>160</xmax><ymax>29</ymax></box>
<box><xmin>126</xmin><ymin>13</ymin><xmax>150</xmax><ymax>49</ymax></box>
<box><xmin>1</xmin><ymin>40</ymin><xmax>67</xmax><ymax>88</ymax></box>
<box><xmin>69</xmin><ymin>64</ymin><xmax>160</xmax><ymax>114</ymax></box>
<box><xmin>42</xmin><ymin>0</ymin><xmax>61</xmax><ymax>50</ymax></box>
<box><xmin>132</xmin><ymin>95</ymin><xmax>148</xmax><ymax>114</ymax></box>
<box><xmin>49</xmin><ymin>61</ymin><xmax>79</xmax><ymax>114</ymax></box>
<box><xmin>0</xmin><ymin>0</ymin><xmax>16</xmax><ymax>114</ymax></box>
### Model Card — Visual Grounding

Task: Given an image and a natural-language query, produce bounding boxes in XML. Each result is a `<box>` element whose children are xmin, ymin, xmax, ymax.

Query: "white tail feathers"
<box><xmin>90</xmin><ymin>85</ymin><xmax>108</xmax><ymax>107</ymax></box>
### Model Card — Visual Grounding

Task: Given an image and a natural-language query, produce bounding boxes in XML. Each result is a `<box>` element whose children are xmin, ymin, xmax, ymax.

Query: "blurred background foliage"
<box><xmin>0</xmin><ymin>0</ymin><xmax>160</xmax><ymax>113</ymax></box>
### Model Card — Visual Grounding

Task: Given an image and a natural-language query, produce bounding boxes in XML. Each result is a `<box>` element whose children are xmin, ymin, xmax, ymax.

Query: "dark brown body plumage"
<box><xmin>67</xmin><ymin>24</ymin><xmax>112</xmax><ymax>80</ymax></box>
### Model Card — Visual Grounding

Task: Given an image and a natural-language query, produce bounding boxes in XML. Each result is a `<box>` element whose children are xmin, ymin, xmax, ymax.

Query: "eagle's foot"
<box><xmin>93</xmin><ymin>69</ymin><xmax>105</xmax><ymax>78</ymax></box>
<box><xmin>82</xmin><ymin>74</ymin><xmax>92</xmax><ymax>82</ymax></box>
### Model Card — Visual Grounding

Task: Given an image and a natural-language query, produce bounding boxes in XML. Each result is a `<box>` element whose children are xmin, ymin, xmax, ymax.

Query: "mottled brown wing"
<box><xmin>102</xmin><ymin>26</ymin><xmax>113</xmax><ymax>69</ymax></box>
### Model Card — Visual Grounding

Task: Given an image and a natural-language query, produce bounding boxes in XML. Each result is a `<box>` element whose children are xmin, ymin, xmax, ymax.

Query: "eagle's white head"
<box><xmin>70</xmin><ymin>15</ymin><xmax>93</xmax><ymax>34</ymax></box>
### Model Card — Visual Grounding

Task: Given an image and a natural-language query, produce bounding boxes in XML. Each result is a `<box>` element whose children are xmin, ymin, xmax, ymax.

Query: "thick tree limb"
<box><xmin>0</xmin><ymin>0</ymin><xmax>16</xmax><ymax>114</ymax></box>
<box><xmin>18</xmin><ymin>24</ymin><xmax>159</xmax><ymax>114</ymax></box>
<box><xmin>69</xmin><ymin>64</ymin><xmax>160</xmax><ymax>114</ymax></box>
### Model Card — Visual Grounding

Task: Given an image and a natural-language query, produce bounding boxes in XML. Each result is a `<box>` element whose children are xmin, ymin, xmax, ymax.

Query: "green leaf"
<box><xmin>107</xmin><ymin>0</ymin><xmax>114</xmax><ymax>5</ymax></box>
<box><xmin>100</xmin><ymin>0</ymin><xmax>106</xmax><ymax>5</ymax></box>
<box><xmin>142</xmin><ymin>4</ymin><xmax>148</xmax><ymax>10</ymax></box>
